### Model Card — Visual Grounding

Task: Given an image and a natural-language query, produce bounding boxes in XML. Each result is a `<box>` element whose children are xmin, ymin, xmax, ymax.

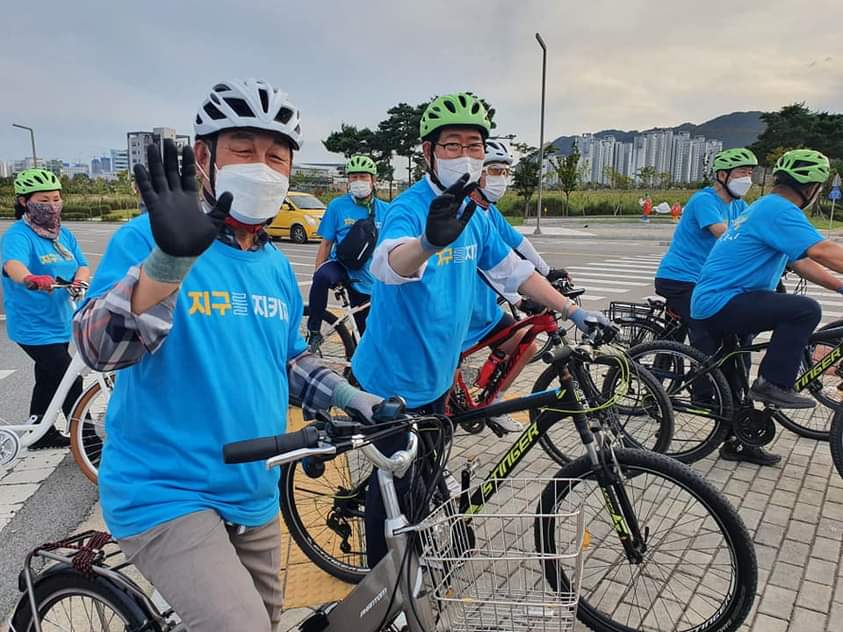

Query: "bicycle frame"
<box><xmin>450</xmin><ymin>312</ymin><xmax>559</xmax><ymax>411</ymax></box>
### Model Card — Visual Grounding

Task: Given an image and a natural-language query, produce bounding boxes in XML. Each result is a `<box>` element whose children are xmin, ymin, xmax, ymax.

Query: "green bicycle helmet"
<box><xmin>712</xmin><ymin>148</ymin><xmax>758</xmax><ymax>172</ymax></box>
<box><xmin>14</xmin><ymin>169</ymin><xmax>62</xmax><ymax>196</ymax></box>
<box><xmin>346</xmin><ymin>155</ymin><xmax>378</xmax><ymax>175</ymax></box>
<box><xmin>773</xmin><ymin>149</ymin><xmax>831</xmax><ymax>184</ymax></box>
<box><xmin>419</xmin><ymin>93</ymin><xmax>492</xmax><ymax>141</ymax></box>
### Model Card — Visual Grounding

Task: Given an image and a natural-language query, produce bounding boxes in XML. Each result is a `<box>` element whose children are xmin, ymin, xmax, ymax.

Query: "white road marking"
<box><xmin>0</xmin><ymin>370</ymin><xmax>15</xmax><ymax>381</ymax></box>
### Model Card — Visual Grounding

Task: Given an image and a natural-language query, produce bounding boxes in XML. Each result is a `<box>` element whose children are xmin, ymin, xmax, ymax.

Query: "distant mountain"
<box><xmin>548</xmin><ymin>111</ymin><xmax>766</xmax><ymax>154</ymax></box>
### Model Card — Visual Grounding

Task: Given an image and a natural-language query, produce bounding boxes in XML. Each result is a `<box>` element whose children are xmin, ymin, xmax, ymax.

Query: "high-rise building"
<box><xmin>0</xmin><ymin>161</ymin><xmax>10</xmax><ymax>178</ymax></box>
<box><xmin>127</xmin><ymin>127</ymin><xmax>191</xmax><ymax>173</ymax></box>
<box><xmin>63</xmin><ymin>162</ymin><xmax>90</xmax><ymax>178</ymax></box>
<box><xmin>111</xmin><ymin>149</ymin><xmax>129</xmax><ymax>172</ymax></box>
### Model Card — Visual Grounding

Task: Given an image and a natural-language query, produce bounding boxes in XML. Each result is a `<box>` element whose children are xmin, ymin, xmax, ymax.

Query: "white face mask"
<box><xmin>481</xmin><ymin>175</ymin><xmax>508</xmax><ymax>202</ymax></box>
<box><xmin>435</xmin><ymin>156</ymin><xmax>484</xmax><ymax>189</ymax></box>
<box><xmin>215</xmin><ymin>162</ymin><xmax>290</xmax><ymax>224</ymax></box>
<box><xmin>726</xmin><ymin>176</ymin><xmax>752</xmax><ymax>198</ymax></box>
<box><xmin>349</xmin><ymin>180</ymin><xmax>372</xmax><ymax>199</ymax></box>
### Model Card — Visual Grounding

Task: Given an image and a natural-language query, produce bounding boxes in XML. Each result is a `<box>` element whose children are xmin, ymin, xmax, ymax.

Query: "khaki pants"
<box><xmin>119</xmin><ymin>510</ymin><xmax>283</xmax><ymax>632</ymax></box>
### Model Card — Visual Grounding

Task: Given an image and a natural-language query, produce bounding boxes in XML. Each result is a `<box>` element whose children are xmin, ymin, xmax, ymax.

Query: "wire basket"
<box><xmin>606</xmin><ymin>300</ymin><xmax>658</xmax><ymax>322</ymax></box>
<box><xmin>413</xmin><ymin>477</ymin><xmax>584</xmax><ymax>632</ymax></box>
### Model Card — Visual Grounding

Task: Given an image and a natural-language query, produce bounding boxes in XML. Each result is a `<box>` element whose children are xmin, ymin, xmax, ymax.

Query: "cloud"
<box><xmin>1</xmin><ymin>0</ymin><xmax>841</xmax><ymax>164</ymax></box>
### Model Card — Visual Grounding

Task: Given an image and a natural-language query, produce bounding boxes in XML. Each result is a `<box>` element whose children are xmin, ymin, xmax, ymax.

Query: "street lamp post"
<box><xmin>534</xmin><ymin>33</ymin><xmax>547</xmax><ymax>236</ymax></box>
<box><xmin>12</xmin><ymin>124</ymin><xmax>37</xmax><ymax>166</ymax></box>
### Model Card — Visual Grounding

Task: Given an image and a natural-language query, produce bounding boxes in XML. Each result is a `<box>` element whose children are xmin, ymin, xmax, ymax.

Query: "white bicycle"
<box><xmin>0</xmin><ymin>279</ymin><xmax>113</xmax><ymax>483</ymax></box>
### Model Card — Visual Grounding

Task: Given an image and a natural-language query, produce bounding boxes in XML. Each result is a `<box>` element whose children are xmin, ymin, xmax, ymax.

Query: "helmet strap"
<box><xmin>427</xmin><ymin>149</ymin><xmax>447</xmax><ymax>191</ymax></box>
<box><xmin>716</xmin><ymin>171</ymin><xmax>738</xmax><ymax>200</ymax></box>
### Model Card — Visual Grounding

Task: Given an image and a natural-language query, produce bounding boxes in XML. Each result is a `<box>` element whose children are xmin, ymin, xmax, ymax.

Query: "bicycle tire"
<box><xmin>10</xmin><ymin>567</ymin><xmax>155</xmax><ymax>632</ymax></box>
<box><xmin>534</xmin><ymin>359</ymin><xmax>673</xmax><ymax>465</ymax></box>
<box><xmin>611</xmin><ymin>316</ymin><xmax>665</xmax><ymax>347</ymax></box>
<box><xmin>830</xmin><ymin>410</ymin><xmax>843</xmax><ymax>480</ymax></box>
<box><xmin>535</xmin><ymin>447</ymin><xmax>757</xmax><ymax>632</ymax></box>
<box><xmin>279</xmin><ymin>452</ymin><xmax>372</xmax><ymax>584</ymax></box>
<box><xmin>301</xmin><ymin>305</ymin><xmax>357</xmax><ymax>379</ymax></box>
<box><xmin>69</xmin><ymin>378</ymin><xmax>112</xmax><ymax>484</ymax></box>
<box><xmin>627</xmin><ymin>340</ymin><xmax>733</xmax><ymax>463</ymax></box>
<box><xmin>773</xmin><ymin>329</ymin><xmax>843</xmax><ymax>441</ymax></box>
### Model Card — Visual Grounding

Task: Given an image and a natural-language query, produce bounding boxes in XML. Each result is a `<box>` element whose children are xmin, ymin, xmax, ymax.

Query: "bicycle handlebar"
<box><xmin>223</xmin><ymin>426</ymin><xmax>321</xmax><ymax>464</ymax></box>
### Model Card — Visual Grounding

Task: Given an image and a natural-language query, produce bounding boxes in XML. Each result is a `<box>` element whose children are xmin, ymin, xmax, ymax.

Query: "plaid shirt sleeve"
<box><xmin>72</xmin><ymin>265</ymin><xmax>177</xmax><ymax>371</ymax></box>
<box><xmin>287</xmin><ymin>351</ymin><xmax>345</xmax><ymax>419</ymax></box>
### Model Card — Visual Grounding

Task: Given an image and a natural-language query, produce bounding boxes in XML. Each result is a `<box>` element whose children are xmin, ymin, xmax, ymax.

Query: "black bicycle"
<box><xmin>627</xmin><ymin>325</ymin><xmax>843</xmax><ymax>463</ymax></box>
<box><xmin>281</xmin><ymin>324</ymin><xmax>757</xmax><ymax>632</ymax></box>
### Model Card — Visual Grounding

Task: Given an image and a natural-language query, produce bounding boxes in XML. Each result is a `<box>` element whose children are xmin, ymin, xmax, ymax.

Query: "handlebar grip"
<box><xmin>223</xmin><ymin>426</ymin><xmax>320</xmax><ymax>464</ymax></box>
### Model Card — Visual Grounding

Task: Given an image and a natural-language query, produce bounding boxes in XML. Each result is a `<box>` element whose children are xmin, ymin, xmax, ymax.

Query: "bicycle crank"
<box><xmin>733</xmin><ymin>406</ymin><xmax>776</xmax><ymax>447</ymax></box>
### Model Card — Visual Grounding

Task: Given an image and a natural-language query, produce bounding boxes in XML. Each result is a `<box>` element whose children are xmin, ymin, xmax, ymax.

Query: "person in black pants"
<box><xmin>1</xmin><ymin>169</ymin><xmax>89</xmax><ymax>449</ymax></box>
<box><xmin>692</xmin><ymin>149</ymin><xmax>843</xmax><ymax>466</ymax></box>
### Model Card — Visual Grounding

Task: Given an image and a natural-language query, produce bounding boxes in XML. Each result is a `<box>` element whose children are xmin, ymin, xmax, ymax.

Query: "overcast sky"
<box><xmin>2</xmin><ymin>0</ymin><xmax>841</xmax><ymax>165</ymax></box>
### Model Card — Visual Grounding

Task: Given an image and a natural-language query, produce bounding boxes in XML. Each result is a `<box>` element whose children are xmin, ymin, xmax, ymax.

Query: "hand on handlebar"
<box><xmin>546</xmin><ymin>268</ymin><xmax>571</xmax><ymax>283</ymax></box>
<box><xmin>23</xmin><ymin>274</ymin><xmax>55</xmax><ymax>292</ymax></box>
<box><xmin>69</xmin><ymin>279</ymin><xmax>89</xmax><ymax>299</ymax></box>
<box><xmin>569</xmin><ymin>307</ymin><xmax>611</xmax><ymax>334</ymax></box>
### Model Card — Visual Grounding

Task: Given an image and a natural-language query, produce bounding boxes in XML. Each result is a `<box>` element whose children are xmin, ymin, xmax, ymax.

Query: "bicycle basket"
<box><xmin>413</xmin><ymin>477</ymin><xmax>584</xmax><ymax>632</ymax></box>
<box><xmin>607</xmin><ymin>300</ymin><xmax>657</xmax><ymax>322</ymax></box>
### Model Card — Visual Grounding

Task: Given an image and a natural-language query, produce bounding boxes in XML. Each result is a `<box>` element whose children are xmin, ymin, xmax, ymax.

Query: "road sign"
<box><xmin>830</xmin><ymin>187</ymin><xmax>842</xmax><ymax>201</ymax></box>
<box><xmin>834</xmin><ymin>174</ymin><xmax>842</xmax><ymax>188</ymax></box>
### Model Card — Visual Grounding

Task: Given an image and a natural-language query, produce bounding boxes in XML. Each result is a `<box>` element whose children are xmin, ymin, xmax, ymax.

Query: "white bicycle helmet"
<box><xmin>484</xmin><ymin>140</ymin><xmax>513</xmax><ymax>166</ymax></box>
<box><xmin>193</xmin><ymin>79</ymin><xmax>303</xmax><ymax>150</ymax></box>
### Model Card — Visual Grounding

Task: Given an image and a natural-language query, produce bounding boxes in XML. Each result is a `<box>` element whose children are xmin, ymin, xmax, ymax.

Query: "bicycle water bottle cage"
<box><xmin>733</xmin><ymin>406</ymin><xmax>776</xmax><ymax>447</ymax></box>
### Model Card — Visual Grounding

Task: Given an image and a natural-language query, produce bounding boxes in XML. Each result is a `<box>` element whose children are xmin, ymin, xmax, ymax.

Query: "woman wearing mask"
<box><xmin>1</xmin><ymin>169</ymin><xmax>89</xmax><ymax>448</ymax></box>
<box><xmin>306</xmin><ymin>155</ymin><xmax>388</xmax><ymax>348</ymax></box>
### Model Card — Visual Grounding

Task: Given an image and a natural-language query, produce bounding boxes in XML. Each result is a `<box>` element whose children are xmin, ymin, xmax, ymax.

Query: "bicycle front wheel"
<box><xmin>10</xmin><ymin>568</ymin><xmax>154</xmax><ymax>632</ymax></box>
<box><xmin>69</xmin><ymin>376</ymin><xmax>113</xmax><ymax>484</ymax></box>
<box><xmin>301</xmin><ymin>306</ymin><xmax>356</xmax><ymax>379</ymax></box>
<box><xmin>534</xmin><ymin>358</ymin><xmax>673</xmax><ymax>465</ymax></box>
<box><xmin>279</xmin><ymin>445</ymin><xmax>372</xmax><ymax>583</ymax></box>
<box><xmin>536</xmin><ymin>448</ymin><xmax>757</xmax><ymax>632</ymax></box>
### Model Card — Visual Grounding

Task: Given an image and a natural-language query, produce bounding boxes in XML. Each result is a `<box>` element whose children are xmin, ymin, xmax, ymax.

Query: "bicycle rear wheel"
<box><xmin>300</xmin><ymin>306</ymin><xmax>356</xmax><ymax>380</ymax></box>
<box><xmin>612</xmin><ymin>316</ymin><xmax>665</xmax><ymax>347</ymax></box>
<box><xmin>775</xmin><ymin>330</ymin><xmax>843</xmax><ymax>441</ymax></box>
<box><xmin>535</xmin><ymin>357</ymin><xmax>673</xmax><ymax>465</ymax></box>
<box><xmin>536</xmin><ymin>447</ymin><xmax>757</xmax><ymax>632</ymax></box>
<box><xmin>627</xmin><ymin>341</ymin><xmax>733</xmax><ymax>463</ymax></box>
<box><xmin>830</xmin><ymin>410</ymin><xmax>843</xmax><ymax>481</ymax></box>
<box><xmin>11</xmin><ymin>568</ymin><xmax>154</xmax><ymax>632</ymax></box>
<box><xmin>279</xmin><ymin>442</ymin><xmax>372</xmax><ymax>583</ymax></box>
<box><xmin>69</xmin><ymin>376</ymin><xmax>114</xmax><ymax>484</ymax></box>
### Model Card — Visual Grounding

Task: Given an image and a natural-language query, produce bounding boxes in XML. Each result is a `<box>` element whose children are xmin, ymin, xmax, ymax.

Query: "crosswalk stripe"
<box><xmin>572</xmin><ymin>286</ymin><xmax>629</xmax><ymax>294</ymax></box>
<box><xmin>580</xmin><ymin>295</ymin><xmax>607</xmax><ymax>302</ymax></box>
<box><xmin>568</xmin><ymin>267</ymin><xmax>655</xmax><ymax>280</ymax></box>
<box><xmin>588</xmin><ymin>262</ymin><xmax>659</xmax><ymax>271</ymax></box>
<box><xmin>569</xmin><ymin>270</ymin><xmax>655</xmax><ymax>282</ymax></box>
<box><xmin>571</xmin><ymin>278</ymin><xmax>648</xmax><ymax>287</ymax></box>
<box><xmin>0</xmin><ymin>370</ymin><xmax>15</xmax><ymax>381</ymax></box>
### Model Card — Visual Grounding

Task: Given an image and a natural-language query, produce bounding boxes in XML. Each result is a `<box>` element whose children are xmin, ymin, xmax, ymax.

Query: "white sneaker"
<box><xmin>489</xmin><ymin>414</ymin><xmax>524</xmax><ymax>433</ymax></box>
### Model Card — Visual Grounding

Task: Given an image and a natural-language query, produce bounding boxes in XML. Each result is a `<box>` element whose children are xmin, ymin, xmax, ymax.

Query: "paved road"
<box><xmin>2</xmin><ymin>219</ymin><xmax>843</xmax><ymax>630</ymax></box>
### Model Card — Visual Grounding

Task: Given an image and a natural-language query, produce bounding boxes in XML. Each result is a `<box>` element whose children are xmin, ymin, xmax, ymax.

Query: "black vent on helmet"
<box><xmin>258</xmin><ymin>89</ymin><xmax>269</xmax><ymax>113</ymax></box>
<box><xmin>195</xmin><ymin>114</ymin><xmax>202</xmax><ymax>125</ymax></box>
<box><xmin>203</xmin><ymin>103</ymin><xmax>226</xmax><ymax>120</ymax></box>
<box><xmin>212</xmin><ymin>83</ymin><xmax>230</xmax><ymax>92</ymax></box>
<box><xmin>443</xmin><ymin>100</ymin><xmax>457</xmax><ymax>114</ymax></box>
<box><xmin>224</xmin><ymin>97</ymin><xmax>254</xmax><ymax>118</ymax></box>
<box><xmin>275</xmin><ymin>107</ymin><xmax>293</xmax><ymax>125</ymax></box>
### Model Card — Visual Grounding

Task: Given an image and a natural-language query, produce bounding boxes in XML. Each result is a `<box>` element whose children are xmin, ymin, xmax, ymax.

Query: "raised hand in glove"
<box><xmin>133</xmin><ymin>139</ymin><xmax>233</xmax><ymax>258</ymax></box>
<box><xmin>421</xmin><ymin>173</ymin><xmax>479</xmax><ymax>251</ymax></box>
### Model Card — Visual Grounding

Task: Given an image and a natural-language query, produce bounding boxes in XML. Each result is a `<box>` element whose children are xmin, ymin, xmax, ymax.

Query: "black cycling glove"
<box><xmin>422</xmin><ymin>174</ymin><xmax>479</xmax><ymax>250</ymax></box>
<box><xmin>546</xmin><ymin>268</ymin><xmax>570</xmax><ymax>283</ymax></box>
<box><xmin>133</xmin><ymin>140</ymin><xmax>232</xmax><ymax>258</ymax></box>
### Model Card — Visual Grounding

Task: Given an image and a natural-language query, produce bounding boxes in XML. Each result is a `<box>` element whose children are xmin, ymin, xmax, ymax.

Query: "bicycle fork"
<box><xmin>558</xmin><ymin>367</ymin><xmax>648</xmax><ymax>564</ymax></box>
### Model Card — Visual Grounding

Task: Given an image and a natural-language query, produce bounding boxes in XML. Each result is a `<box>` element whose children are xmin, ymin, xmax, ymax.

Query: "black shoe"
<box><xmin>719</xmin><ymin>441</ymin><xmax>781</xmax><ymax>466</ymax></box>
<box><xmin>749</xmin><ymin>377</ymin><xmax>815</xmax><ymax>409</ymax></box>
<box><xmin>29</xmin><ymin>426</ymin><xmax>70</xmax><ymax>450</ymax></box>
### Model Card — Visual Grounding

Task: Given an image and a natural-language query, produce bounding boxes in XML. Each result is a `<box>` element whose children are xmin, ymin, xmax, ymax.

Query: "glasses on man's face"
<box><xmin>485</xmin><ymin>166</ymin><xmax>510</xmax><ymax>177</ymax></box>
<box><xmin>435</xmin><ymin>142</ymin><xmax>486</xmax><ymax>159</ymax></box>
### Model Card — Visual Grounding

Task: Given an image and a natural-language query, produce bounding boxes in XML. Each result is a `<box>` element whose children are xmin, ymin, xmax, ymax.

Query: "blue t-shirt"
<box><xmin>656</xmin><ymin>188</ymin><xmax>748</xmax><ymax>283</ymax></box>
<box><xmin>692</xmin><ymin>194</ymin><xmax>824</xmax><ymax>320</ymax></box>
<box><xmin>318</xmin><ymin>194</ymin><xmax>388</xmax><ymax>295</ymax></box>
<box><xmin>352</xmin><ymin>180</ymin><xmax>512</xmax><ymax>407</ymax></box>
<box><xmin>88</xmin><ymin>216</ymin><xmax>307</xmax><ymax>539</ymax></box>
<box><xmin>1</xmin><ymin>221</ymin><xmax>88</xmax><ymax>345</ymax></box>
<box><xmin>463</xmin><ymin>205</ymin><xmax>524</xmax><ymax>350</ymax></box>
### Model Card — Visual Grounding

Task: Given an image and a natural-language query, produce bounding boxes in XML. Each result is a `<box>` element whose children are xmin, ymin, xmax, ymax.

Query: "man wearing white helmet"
<box><xmin>74</xmin><ymin>79</ymin><xmax>382</xmax><ymax>631</ymax></box>
<box><xmin>462</xmin><ymin>140</ymin><xmax>570</xmax><ymax>433</ymax></box>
